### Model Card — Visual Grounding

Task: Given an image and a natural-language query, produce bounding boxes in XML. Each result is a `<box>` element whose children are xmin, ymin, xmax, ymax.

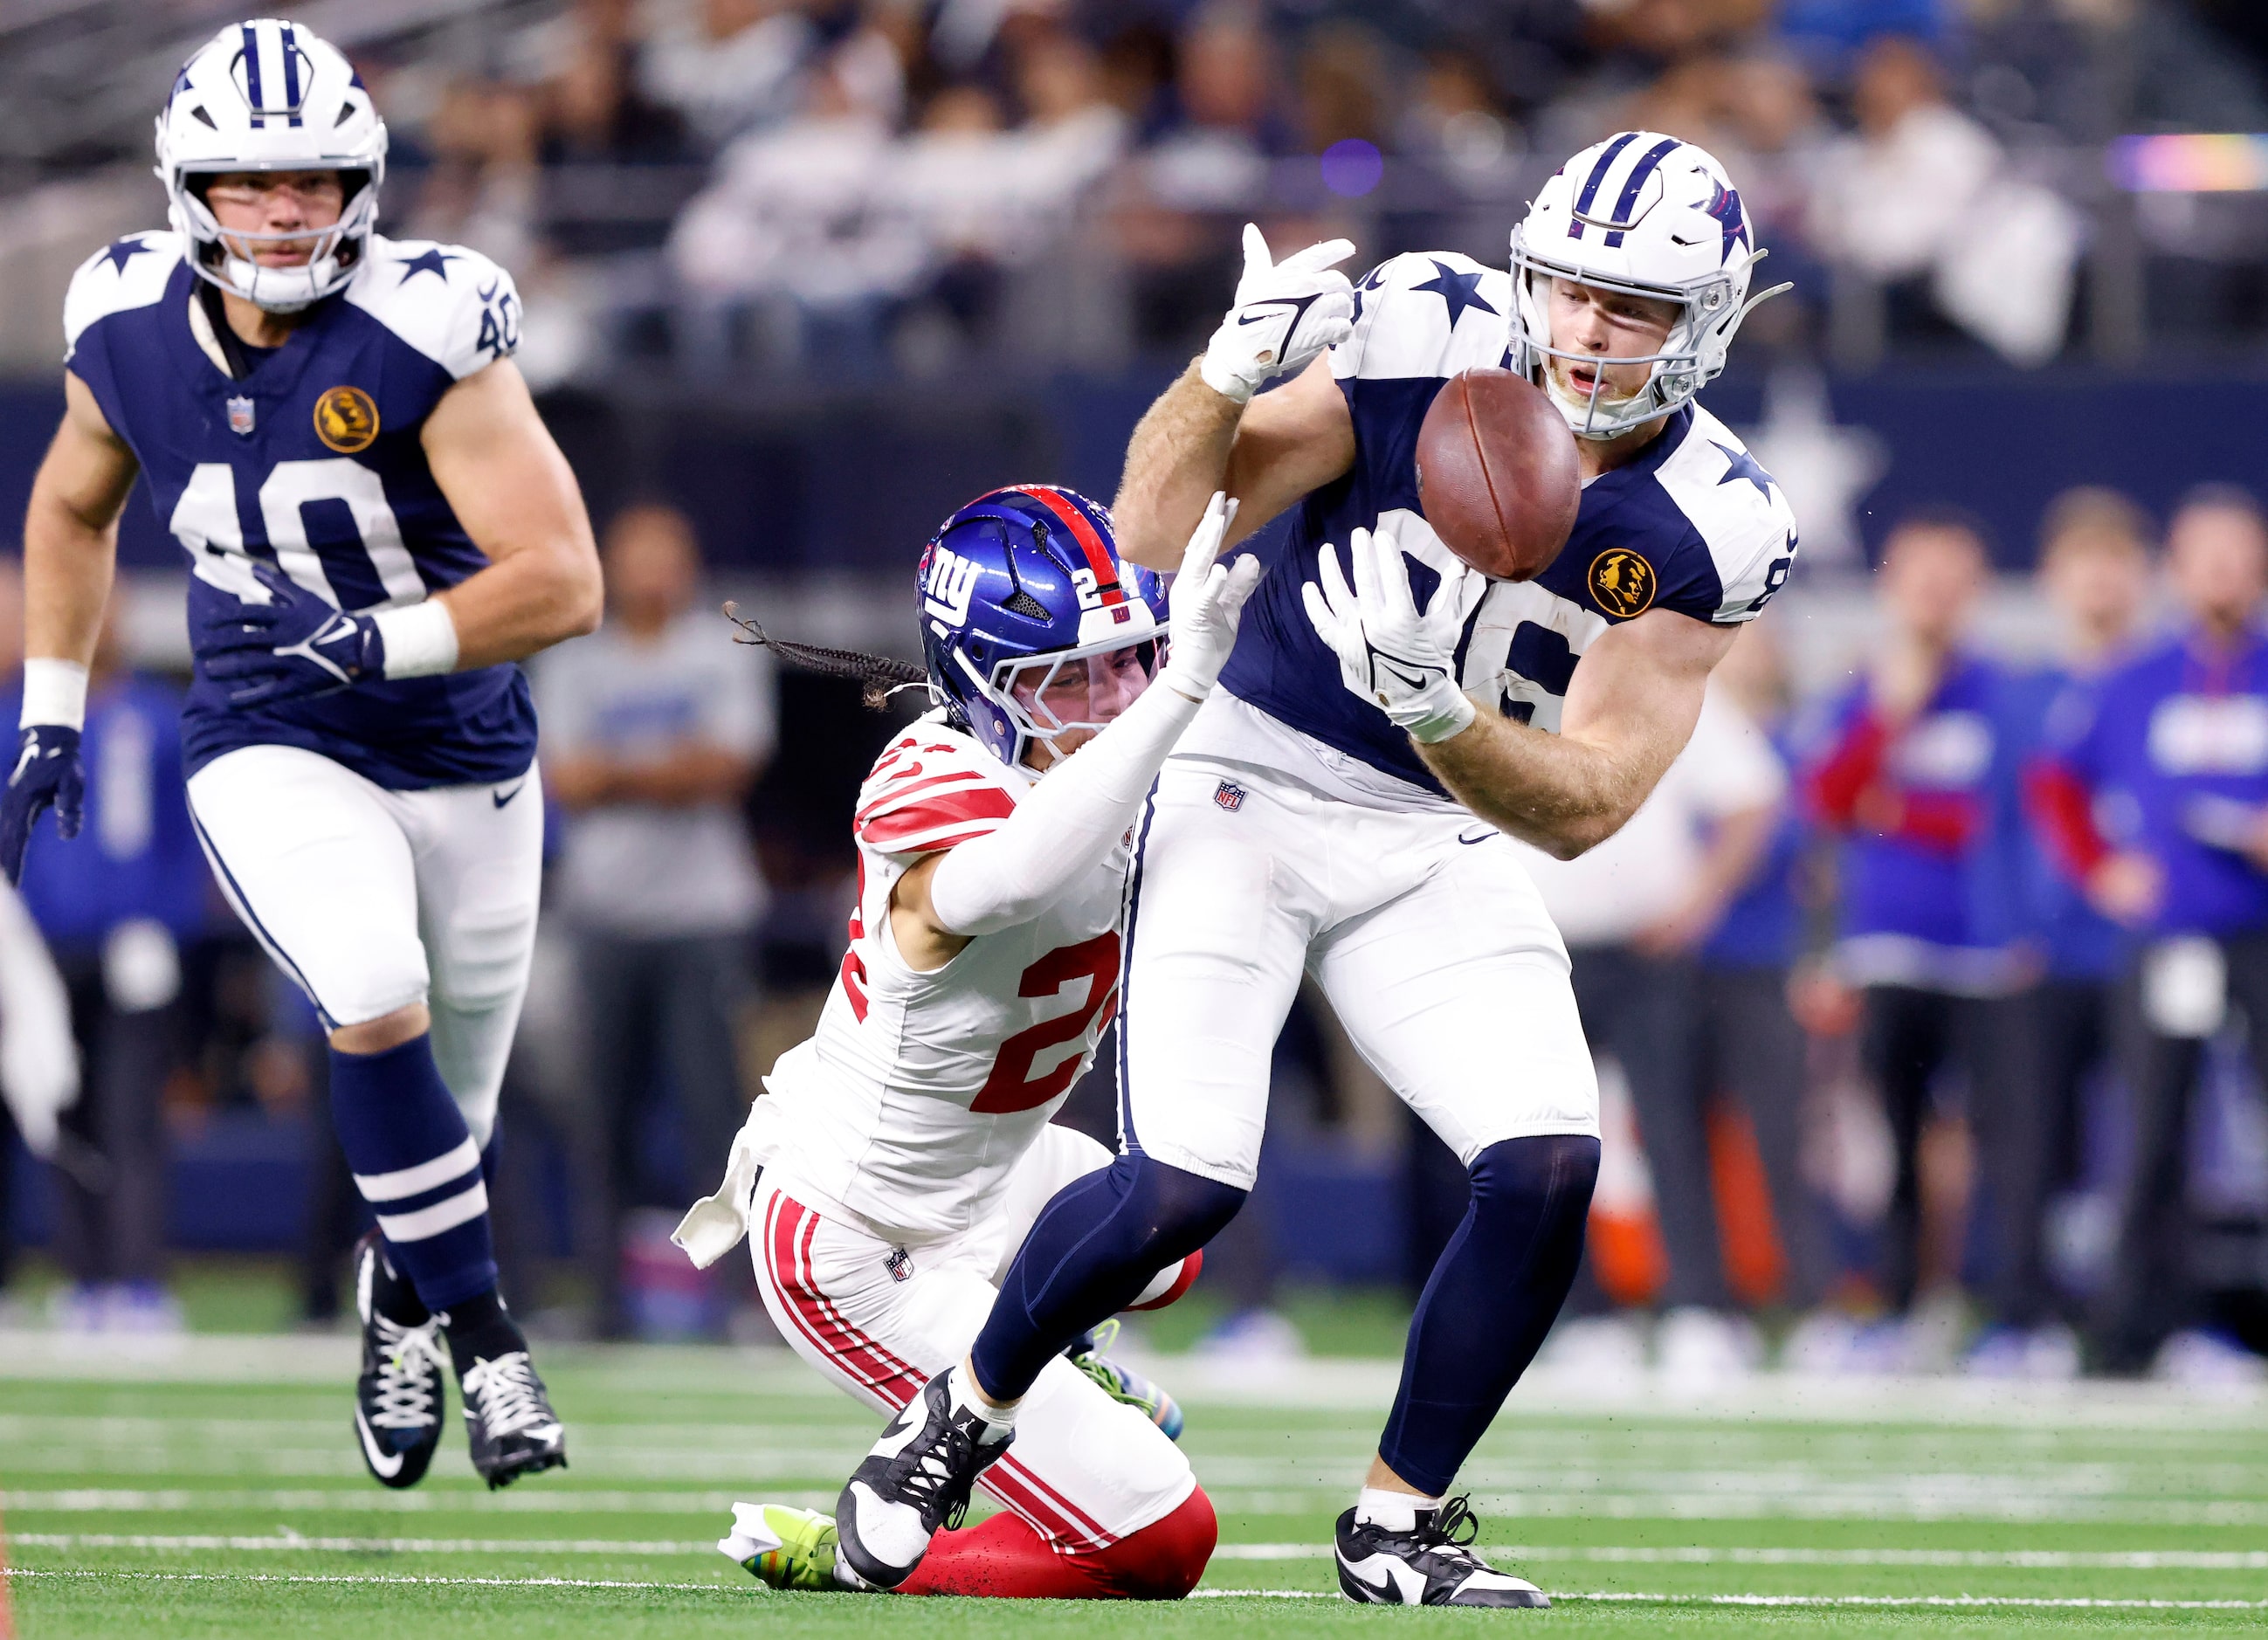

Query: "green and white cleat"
<box><xmin>720</xmin><ymin>1501</ymin><xmax>852</xmax><ymax>1591</ymax></box>
<box><xmin>1069</xmin><ymin>1319</ymin><xmax>1185</xmax><ymax>1441</ymax></box>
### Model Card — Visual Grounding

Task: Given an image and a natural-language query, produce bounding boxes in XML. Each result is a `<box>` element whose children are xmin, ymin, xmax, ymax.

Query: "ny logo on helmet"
<box><xmin>922</xmin><ymin>544</ymin><xmax>982</xmax><ymax>628</ymax></box>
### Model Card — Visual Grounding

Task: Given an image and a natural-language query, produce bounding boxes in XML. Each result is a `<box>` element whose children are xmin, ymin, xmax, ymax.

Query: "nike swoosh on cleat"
<box><xmin>493</xmin><ymin>781</ymin><xmax>527</xmax><ymax>808</ymax></box>
<box><xmin>355</xmin><ymin>1407</ymin><xmax>406</xmax><ymax>1479</ymax></box>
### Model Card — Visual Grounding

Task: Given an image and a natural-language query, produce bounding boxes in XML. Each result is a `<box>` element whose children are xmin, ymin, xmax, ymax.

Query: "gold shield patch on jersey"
<box><xmin>1588</xmin><ymin>548</ymin><xmax>1657</xmax><ymax>618</ymax></box>
<box><xmin>313</xmin><ymin>385</ymin><xmax>379</xmax><ymax>453</ymax></box>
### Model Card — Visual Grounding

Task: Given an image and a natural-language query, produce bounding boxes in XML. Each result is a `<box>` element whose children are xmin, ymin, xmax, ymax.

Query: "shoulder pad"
<box><xmin>345</xmin><ymin>236</ymin><xmax>520</xmax><ymax>380</ymax></box>
<box><xmin>1334</xmin><ymin>251</ymin><xmax>1511</xmax><ymax>383</ymax></box>
<box><xmin>64</xmin><ymin>232</ymin><xmax>183</xmax><ymax>356</ymax></box>
<box><xmin>1655</xmin><ymin>408</ymin><xmax>1799</xmax><ymax>624</ymax></box>
<box><xmin>854</xmin><ymin>727</ymin><xmax>1020</xmax><ymax>857</ymax></box>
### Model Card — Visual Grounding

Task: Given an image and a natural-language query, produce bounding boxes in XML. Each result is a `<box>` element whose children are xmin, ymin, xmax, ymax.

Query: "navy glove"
<box><xmin>0</xmin><ymin>724</ymin><xmax>86</xmax><ymax>885</ymax></box>
<box><xmin>200</xmin><ymin>562</ymin><xmax>386</xmax><ymax>707</ymax></box>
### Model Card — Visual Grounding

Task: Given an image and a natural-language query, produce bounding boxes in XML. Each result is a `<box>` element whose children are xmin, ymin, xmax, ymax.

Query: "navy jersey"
<box><xmin>63</xmin><ymin>230</ymin><xmax>534</xmax><ymax>789</ymax></box>
<box><xmin>2003</xmin><ymin>664</ymin><xmax>2124</xmax><ymax>981</ymax></box>
<box><xmin>2048</xmin><ymin>629</ymin><xmax>2268</xmax><ymax>938</ymax></box>
<box><xmin>1217</xmin><ymin>251</ymin><xmax>1798</xmax><ymax>795</ymax></box>
<box><xmin>1799</xmin><ymin>657</ymin><xmax>2030</xmax><ymax>992</ymax></box>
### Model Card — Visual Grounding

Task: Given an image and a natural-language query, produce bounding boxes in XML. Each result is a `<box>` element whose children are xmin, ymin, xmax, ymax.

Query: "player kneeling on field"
<box><xmin>675</xmin><ymin>485</ymin><xmax>1257</xmax><ymax>1598</ymax></box>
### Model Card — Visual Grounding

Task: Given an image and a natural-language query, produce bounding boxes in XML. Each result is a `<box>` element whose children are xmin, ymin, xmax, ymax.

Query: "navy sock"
<box><xmin>1377</xmin><ymin>1134</ymin><xmax>1601</xmax><ymax>1498</ymax></box>
<box><xmin>442</xmin><ymin>1287</ymin><xmax>528</xmax><ymax>1377</ymax></box>
<box><xmin>970</xmin><ymin>1154</ymin><xmax>1244</xmax><ymax>1402</ymax></box>
<box><xmin>329</xmin><ymin>1032</ymin><xmax>499</xmax><ymax>1314</ymax></box>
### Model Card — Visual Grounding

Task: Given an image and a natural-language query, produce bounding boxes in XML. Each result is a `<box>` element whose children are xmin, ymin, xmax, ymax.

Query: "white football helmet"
<box><xmin>1509</xmin><ymin>132</ymin><xmax>1789</xmax><ymax>440</ymax></box>
<box><xmin>154</xmin><ymin>18</ymin><xmax>388</xmax><ymax>313</ymax></box>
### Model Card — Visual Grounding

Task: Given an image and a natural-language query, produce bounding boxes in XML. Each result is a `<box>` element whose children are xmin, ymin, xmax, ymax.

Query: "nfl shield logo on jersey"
<box><xmin>225</xmin><ymin>396</ymin><xmax>255</xmax><ymax>436</ymax></box>
<box><xmin>885</xmin><ymin>1246</ymin><xmax>914</xmax><ymax>1283</ymax></box>
<box><xmin>1214</xmin><ymin>780</ymin><xmax>1245</xmax><ymax>812</ymax></box>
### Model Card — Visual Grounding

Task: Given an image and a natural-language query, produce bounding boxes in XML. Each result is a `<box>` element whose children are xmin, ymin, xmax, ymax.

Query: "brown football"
<box><xmin>1414</xmin><ymin>368</ymin><xmax>1582</xmax><ymax>582</ymax></box>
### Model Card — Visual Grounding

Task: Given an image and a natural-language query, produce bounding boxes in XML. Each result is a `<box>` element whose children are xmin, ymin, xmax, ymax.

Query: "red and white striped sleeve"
<box><xmin>852</xmin><ymin>733</ymin><xmax>1021</xmax><ymax>858</ymax></box>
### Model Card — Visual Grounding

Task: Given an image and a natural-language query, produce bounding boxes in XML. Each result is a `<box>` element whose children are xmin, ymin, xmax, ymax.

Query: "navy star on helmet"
<box><xmin>915</xmin><ymin>486</ymin><xmax>1168</xmax><ymax>771</ymax></box>
<box><xmin>155</xmin><ymin>18</ymin><xmax>388</xmax><ymax>314</ymax></box>
<box><xmin>1508</xmin><ymin>131</ymin><xmax>1789</xmax><ymax>441</ymax></box>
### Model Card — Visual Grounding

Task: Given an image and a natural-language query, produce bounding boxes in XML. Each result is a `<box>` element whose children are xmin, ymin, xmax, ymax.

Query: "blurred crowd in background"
<box><xmin>7</xmin><ymin>0</ymin><xmax>2268</xmax><ymax>378</ymax></box>
<box><xmin>2</xmin><ymin>0</ymin><xmax>2268</xmax><ymax>1387</ymax></box>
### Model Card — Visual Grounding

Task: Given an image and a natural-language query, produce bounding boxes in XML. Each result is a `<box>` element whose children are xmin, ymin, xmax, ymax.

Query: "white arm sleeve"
<box><xmin>927</xmin><ymin>679</ymin><xmax>1202</xmax><ymax>937</ymax></box>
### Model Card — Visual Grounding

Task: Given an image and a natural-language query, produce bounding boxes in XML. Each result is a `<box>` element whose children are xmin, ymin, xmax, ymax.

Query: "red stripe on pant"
<box><xmin>899</xmin><ymin>1485</ymin><xmax>1217</xmax><ymax>1601</ymax></box>
<box><xmin>756</xmin><ymin>1190</ymin><xmax>1114</xmax><ymax>1552</ymax></box>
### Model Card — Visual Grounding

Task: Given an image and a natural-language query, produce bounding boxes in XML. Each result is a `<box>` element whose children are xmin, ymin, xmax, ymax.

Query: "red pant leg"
<box><xmin>897</xmin><ymin>1486</ymin><xmax>1216</xmax><ymax>1600</ymax></box>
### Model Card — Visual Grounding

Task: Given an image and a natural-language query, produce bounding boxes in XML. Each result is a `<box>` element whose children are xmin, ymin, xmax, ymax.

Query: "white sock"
<box><xmin>948</xmin><ymin>1365</ymin><xmax>1017</xmax><ymax>1437</ymax></box>
<box><xmin>1355</xmin><ymin>1485</ymin><xmax>1442</xmax><ymax>1533</ymax></box>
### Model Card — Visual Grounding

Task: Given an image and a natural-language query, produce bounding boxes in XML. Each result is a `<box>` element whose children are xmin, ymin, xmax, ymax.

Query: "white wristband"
<box><xmin>20</xmin><ymin>658</ymin><xmax>89</xmax><ymax>731</ymax></box>
<box><xmin>373</xmin><ymin>600</ymin><xmax>460</xmax><ymax>679</ymax></box>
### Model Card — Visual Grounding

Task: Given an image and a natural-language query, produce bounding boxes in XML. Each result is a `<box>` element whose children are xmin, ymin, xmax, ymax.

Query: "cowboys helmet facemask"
<box><xmin>155</xmin><ymin>18</ymin><xmax>388</xmax><ymax>314</ymax></box>
<box><xmin>1509</xmin><ymin>131</ymin><xmax>1789</xmax><ymax>440</ymax></box>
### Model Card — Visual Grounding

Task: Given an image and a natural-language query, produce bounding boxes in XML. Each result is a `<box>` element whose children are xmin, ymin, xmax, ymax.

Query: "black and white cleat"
<box><xmin>834</xmin><ymin>1368</ymin><xmax>1013</xmax><ymax>1590</ymax></box>
<box><xmin>351</xmin><ymin>1232</ymin><xmax>446</xmax><ymax>1490</ymax></box>
<box><xmin>458</xmin><ymin>1350</ymin><xmax>568</xmax><ymax>1490</ymax></box>
<box><xmin>1334</xmin><ymin>1495</ymin><xmax>1548</xmax><ymax>1608</ymax></box>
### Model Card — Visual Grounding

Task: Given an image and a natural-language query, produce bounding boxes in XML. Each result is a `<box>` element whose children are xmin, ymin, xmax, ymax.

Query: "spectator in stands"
<box><xmin>1151</xmin><ymin>1</ymin><xmax>1291</xmax><ymax>203</ymax></box>
<box><xmin>1961</xmin><ymin>0</ymin><xmax>2268</xmax><ymax>143</ymax></box>
<box><xmin>1971</xmin><ymin>488</ymin><xmax>2156</xmax><ymax>1378</ymax></box>
<box><xmin>540</xmin><ymin>0</ymin><xmax>691</xmax><ymax>169</ymax></box>
<box><xmin>1515</xmin><ymin>662</ymin><xmax>1791</xmax><ymax>1383</ymax></box>
<box><xmin>668</xmin><ymin>32</ymin><xmax>918</xmax><ymax>371</ymax></box>
<box><xmin>639</xmin><ymin>0</ymin><xmax>824</xmax><ymax>153</ymax></box>
<box><xmin>1807</xmin><ymin>34</ymin><xmax>2079</xmax><ymax>365</ymax></box>
<box><xmin>16</xmin><ymin>597</ymin><xmax>205</xmax><ymax>1335</ymax></box>
<box><xmin>2031</xmin><ymin>486</ymin><xmax>2268</xmax><ymax>1381</ymax></box>
<box><xmin>534</xmin><ymin>502</ymin><xmax>776</xmax><ymax>1340</ymax></box>
<box><xmin>1800</xmin><ymin>511</ymin><xmax>2028</xmax><ymax>1369</ymax></box>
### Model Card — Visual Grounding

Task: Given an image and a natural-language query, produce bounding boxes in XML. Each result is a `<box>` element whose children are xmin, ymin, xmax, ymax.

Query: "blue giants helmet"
<box><xmin>916</xmin><ymin>486</ymin><xmax>1168</xmax><ymax>769</ymax></box>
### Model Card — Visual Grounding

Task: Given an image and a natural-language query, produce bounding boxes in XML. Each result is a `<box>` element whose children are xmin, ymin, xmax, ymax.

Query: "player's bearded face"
<box><xmin>1008</xmin><ymin>642</ymin><xmax>1156</xmax><ymax>768</ymax></box>
<box><xmin>205</xmin><ymin>170</ymin><xmax>348</xmax><ymax>269</ymax></box>
<box><xmin>1543</xmin><ymin>279</ymin><xmax>1679</xmax><ymax>410</ymax></box>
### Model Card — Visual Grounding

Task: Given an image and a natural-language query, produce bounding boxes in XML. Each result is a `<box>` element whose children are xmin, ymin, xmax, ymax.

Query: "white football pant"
<box><xmin>186</xmin><ymin>743</ymin><xmax>542</xmax><ymax>1144</ymax></box>
<box><xmin>753</xmin><ymin>1125</ymin><xmax>1196</xmax><ymax>1551</ymax></box>
<box><xmin>1118</xmin><ymin>755</ymin><xmax>1600</xmax><ymax>1191</ymax></box>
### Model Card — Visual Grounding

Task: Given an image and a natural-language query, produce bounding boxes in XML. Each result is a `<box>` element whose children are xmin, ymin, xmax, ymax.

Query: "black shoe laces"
<box><xmin>901</xmin><ymin>1416</ymin><xmax>983</xmax><ymax>1533</ymax></box>
<box><xmin>1413</xmin><ymin>1494</ymin><xmax>1484</xmax><ymax>1566</ymax></box>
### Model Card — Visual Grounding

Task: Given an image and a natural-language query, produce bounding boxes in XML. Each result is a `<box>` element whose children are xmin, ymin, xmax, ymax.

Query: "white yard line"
<box><xmin>4</xmin><ymin>1333</ymin><xmax>2264</xmax><ymax>1429</ymax></box>
<box><xmin>1215</xmin><ymin>1544</ymin><xmax>2268</xmax><ymax>1569</ymax></box>
<box><xmin>7</xmin><ymin>1568</ymin><xmax>731</xmax><ymax>1593</ymax></box>
<box><xmin>14</xmin><ymin>1568</ymin><xmax>2266</xmax><ymax>1610</ymax></box>
<box><xmin>22</xmin><ymin>1533</ymin><xmax>2267</xmax><ymax>1575</ymax></box>
<box><xmin>12</xmin><ymin>1484</ymin><xmax>2266</xmax><ymax>1527</ymax></box>
<box><xmin>11</xmin><ymin>1533</ymin><xmax>715</xmax><ymax>1555</ymax></box>
<box><xmin>2</xmin><ymin>1489</ymin><xmax>835</xmax><ymax>1514</ymax></box>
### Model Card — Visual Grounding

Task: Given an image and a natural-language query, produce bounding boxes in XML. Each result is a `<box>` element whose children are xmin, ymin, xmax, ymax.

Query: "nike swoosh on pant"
<box><xmin>493</xmin><ymin>782</ymin><xmax>526</xmax><ymax>809</ymax></box>
<box><xmin>355</xmin><ymin>1407</ymin><xmax>406</xmax><ymax>1478</ymax></box>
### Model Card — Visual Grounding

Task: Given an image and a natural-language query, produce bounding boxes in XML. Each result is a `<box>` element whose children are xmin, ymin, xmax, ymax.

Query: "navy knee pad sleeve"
<box><xmin>971</xmin><ymin>1153</ymin><xmax>1245</xmax><ymax>1402</ymax></box>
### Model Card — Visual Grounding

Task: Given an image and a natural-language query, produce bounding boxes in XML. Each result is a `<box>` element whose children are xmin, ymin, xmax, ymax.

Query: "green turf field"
<box><xmin>4</xmin><ymin>1334</ymin><xmax>2266</xmax><ymax>1637</ymax></box>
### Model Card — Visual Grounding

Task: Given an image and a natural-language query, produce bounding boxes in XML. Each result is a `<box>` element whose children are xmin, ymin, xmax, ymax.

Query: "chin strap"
<box><xmin>195</xmin><ymin>279</ymin><xmax>261</xmax><ymax>379</ymax></box>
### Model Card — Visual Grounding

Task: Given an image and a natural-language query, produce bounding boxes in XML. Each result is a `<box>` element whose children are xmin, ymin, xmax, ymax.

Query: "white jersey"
<box><xmin>757</xmin><ymin>712</ymin><xmax>1128</xmax><ymax>1242</ymax></box>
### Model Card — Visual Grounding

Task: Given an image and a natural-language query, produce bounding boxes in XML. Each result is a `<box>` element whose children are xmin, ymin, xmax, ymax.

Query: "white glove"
<box><xmin>0</xmin><ymin>880</ymin><xmax>78</xmax><ymax>1156</ymax></box>
<box><xmin>1199</xmin><ymin>224</ymin><xmax>1358</xmax><ymax>404</ymax></box>
<box><xmin>1159</xmin><ymin>491</ymin><xmax>1262</xmax><ymax>699</ymax></box>
<box><xmin>1303</xmin><ymin>527</ymin><xmax>1485</xmax><ymax>744</ymax></box>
